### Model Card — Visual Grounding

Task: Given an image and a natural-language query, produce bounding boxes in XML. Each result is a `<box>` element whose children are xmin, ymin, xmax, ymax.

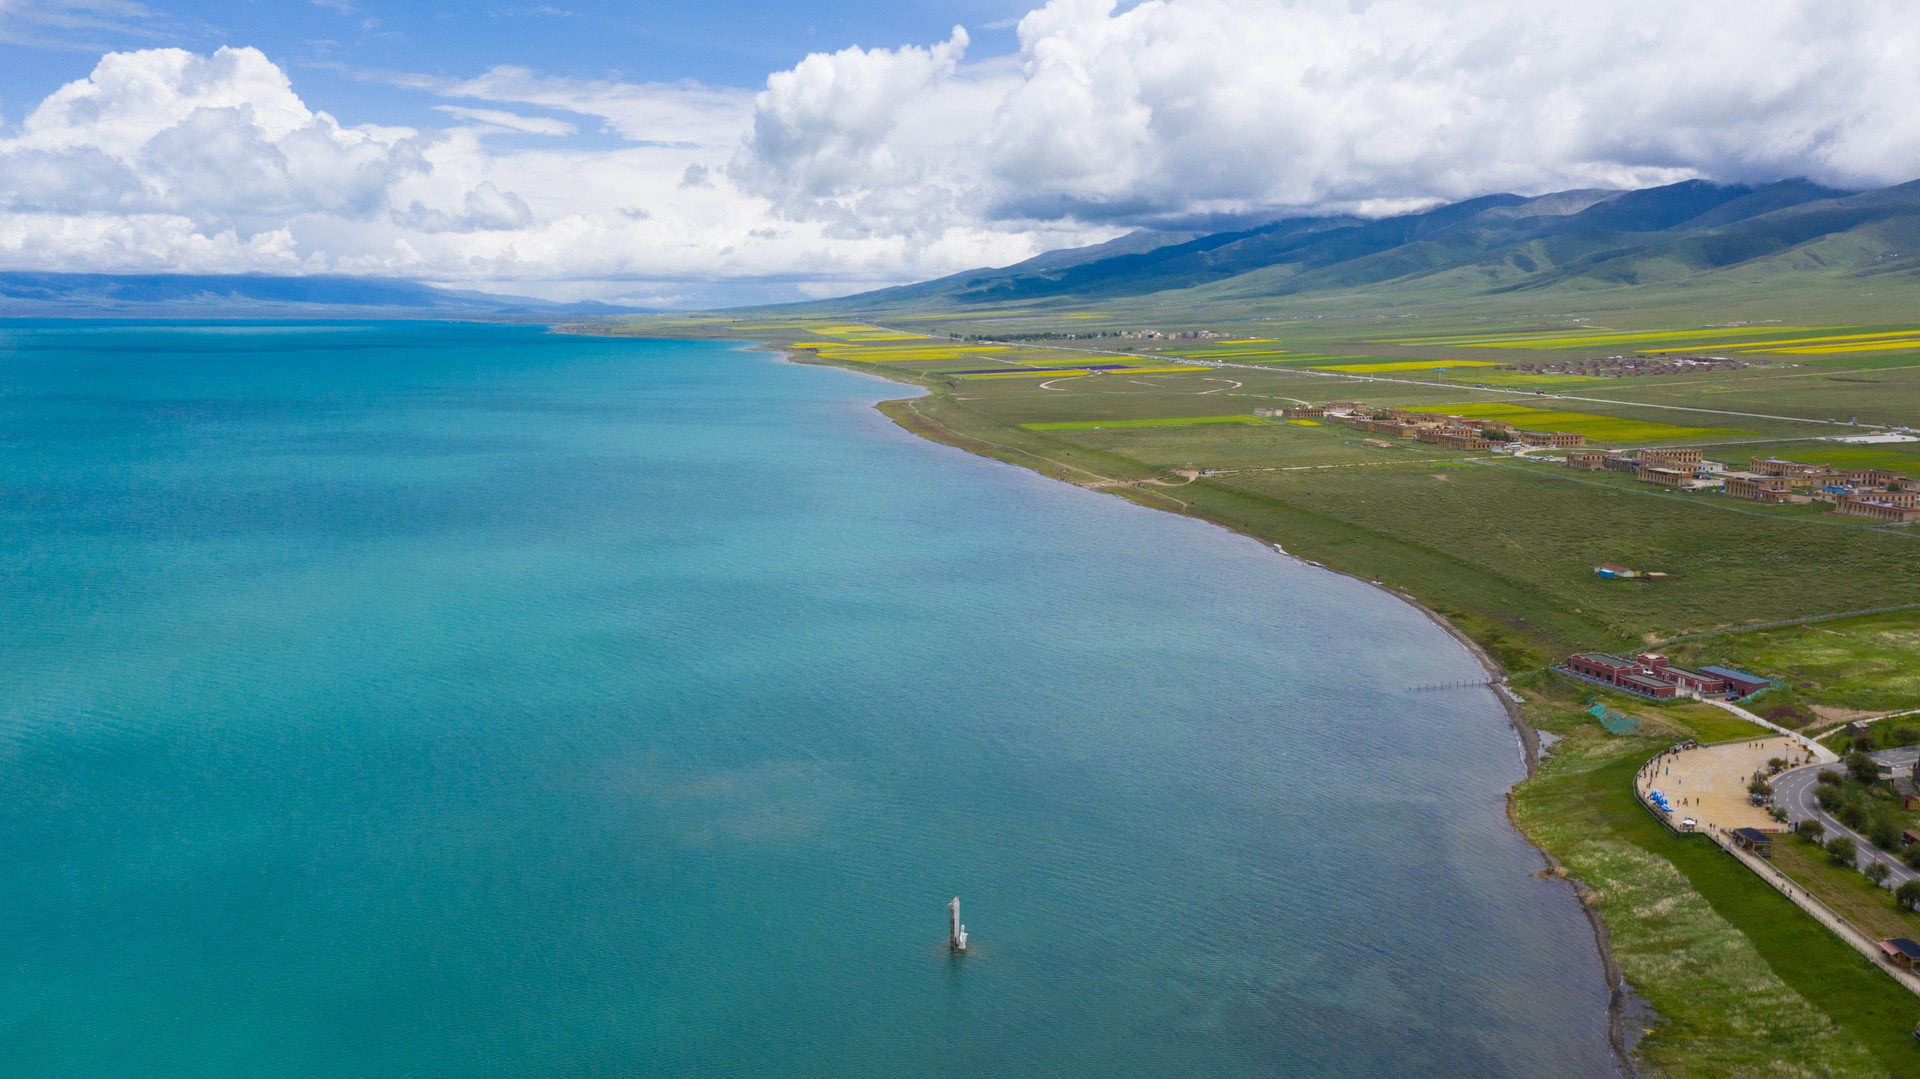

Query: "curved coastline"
<box><xmin>741</xmin><ymin>337</ymin><xmax>1641</xmax><ymax>1077</ymax></box>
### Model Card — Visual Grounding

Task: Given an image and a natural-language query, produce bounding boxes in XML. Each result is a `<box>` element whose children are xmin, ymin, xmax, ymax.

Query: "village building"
<box><xmin>1748</xmin><ymin>458</ymin><xmax>1838</xmax><ymax>486</ymax></box>
<box><xmin>1637</xmin><ymin>465</ymin><xmax>1694</xmax><ymax>487</ymax></box>
<box><xmin>1639</xmin><ymin>447</ymin><xmax>1705</xmax><ymax>466</ymax></box>
<box><xmin>1724</xmin><ymin>474</ymin><xmax>1795</xmax><ymax>503</ymax></box>
<box><xmin>1415</xmin><ymin>428</ymin><xmax>1493</xmax><ymax>450</ymax></box>
<box><xmin>1844</xmin><ymin>468</ymin><xmax>1908</xmax><ymax>487</ymax></box>
<box><xmin>1697</xmin><ymin>666</ymin><xmax>1771</xmax><ymax>697</ymax></box>
<box><xmin>1636</xmin><ymin>654</ymin><xmax>1731</xmax><ymax>695</ymax></box>
<box><xmin>1833</xmin><ymin>494</ymin><xmax>1920</xmax><ymax>524</ymax></box>
<box><xmin>1517</xmin><ymin>430</ymin><xmax>1587</xmax><ymax>447</ymax></box>
<box><xmin>1558</xmin><ymin>652</ymin><xmax>1752</xmax><ymax>699</ymax></box>
<box><xmin>1880</xmin><ymin>939</ymin><xmax>1920</xmax><ymax>970</ymax></box>
<box><xmin>1342</xmin><ymin>417</ymin><xmax>1418</xmax><ymax>437</ymax></box>
<box><xmin>1603</xmin><ymin>455</ymin><xmax>1643</xmax><ymax>473</ymax></box>
<box><xmin>1565</xmin><ymin>450</ymin><xmax>1608</xmax><ymax>470</ymax></box>
<box><xmin>1558</xmin><ymin>652</ymin><xmax>1682</xmax><ymax>698</ymax></box>
<box><xmin>1279</xmin><ymin>405</ymin><xmax>1325</xmax><ymax>419</ymax></box>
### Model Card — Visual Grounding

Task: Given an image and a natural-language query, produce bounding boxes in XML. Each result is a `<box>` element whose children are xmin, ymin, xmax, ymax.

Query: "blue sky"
<box><xmin>0</xmin><ymin>0</ymin><xmax>1030</xmax><ymax>134</ymax></box>
<box><xmin>0</xmin><ymin>0</ymin><xmax>1913</xmax><ymax>307</ymax></box>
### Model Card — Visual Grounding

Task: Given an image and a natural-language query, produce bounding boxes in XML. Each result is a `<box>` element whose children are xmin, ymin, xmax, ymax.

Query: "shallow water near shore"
<box><xmin>0</xmin><ymin>321</ymin><xmax>1615</xmax><ymax>1077</ymax></box>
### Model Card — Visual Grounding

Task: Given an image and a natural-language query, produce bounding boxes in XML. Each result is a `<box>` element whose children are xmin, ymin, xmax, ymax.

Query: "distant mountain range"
<box><xmin>8</xmin><ymin>177</ymin><xmax>1917</xmax><ymax>318</ymax></box>
<box><xmin>0</xmin><ymin>272</ymin><xmax>655</xmax><ymax>317</ymax></box>
<box><xmin>806</xmin><ymin>177</ymin><xmax>1920</xmax><ymax>312</ymax></box>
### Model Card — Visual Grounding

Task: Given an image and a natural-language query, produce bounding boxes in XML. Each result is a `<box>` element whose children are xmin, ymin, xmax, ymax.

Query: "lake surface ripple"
<box><xmin>0</xmin><ymin>321</ymin><xmax>1616</xmax><ymax>1077</ymax></box>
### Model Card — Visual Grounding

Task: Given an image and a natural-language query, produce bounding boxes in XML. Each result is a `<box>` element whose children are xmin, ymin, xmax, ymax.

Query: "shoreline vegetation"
<box><xmin>573</xmin><ymin>300</ymin><xmax>1920</xmax><ymax>1076</ymax></box>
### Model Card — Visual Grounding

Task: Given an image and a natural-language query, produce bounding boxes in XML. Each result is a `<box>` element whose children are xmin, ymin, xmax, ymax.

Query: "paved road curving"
<box><xmin>1773</xmin><ymin>746</ymin><xmax>1920</xmax><ymax>884</ymax></box>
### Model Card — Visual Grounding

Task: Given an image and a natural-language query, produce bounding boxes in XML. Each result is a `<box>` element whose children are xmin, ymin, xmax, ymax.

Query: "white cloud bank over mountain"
<box><xmin>1</xmin><ymin>0</ymin><xmax>1918</xmax><ymax>304</ymax></box>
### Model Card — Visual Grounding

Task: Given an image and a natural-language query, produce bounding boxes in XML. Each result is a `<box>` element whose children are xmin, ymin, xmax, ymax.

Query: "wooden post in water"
<box><xmin>949</xmin><ymin>897</ymin><xmax>967</xmax><ymax>952</ymax></box>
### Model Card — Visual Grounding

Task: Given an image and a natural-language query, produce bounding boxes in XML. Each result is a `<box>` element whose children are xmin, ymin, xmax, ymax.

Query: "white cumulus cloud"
<box><xmin>2</xmin><ymin>0</ymin><xmax>1919</xmax><ymax>304</ymax></box>
<box><xmin>740</xmin><ymin>0</ymin><xmax>1920</xmax><ymax>229</ymax></box>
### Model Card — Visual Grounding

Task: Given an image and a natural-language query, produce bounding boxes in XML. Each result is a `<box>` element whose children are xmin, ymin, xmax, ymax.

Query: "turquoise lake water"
<box><xmin>0</xmin><ymin>321</ymin><xmax>1616</xmax><ymax>1076</ymax></box>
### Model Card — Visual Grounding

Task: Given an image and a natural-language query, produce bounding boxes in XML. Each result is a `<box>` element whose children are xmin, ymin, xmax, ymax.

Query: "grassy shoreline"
<box><xmin>870</xmin><ymin>346</ymin><xmax>1920</xmax><ymax>1075</ymax></box>
<box><xmin>576</xmin><ymin>322</ymin><xmax>1920</xmax><ymax>1075</ymax></box>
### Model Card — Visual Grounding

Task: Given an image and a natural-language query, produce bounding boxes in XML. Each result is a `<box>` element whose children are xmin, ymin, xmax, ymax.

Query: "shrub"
<box><xmin>1767</xmin><ymin>756</ymin><xmax>1788</xmax><ymax>774</ymax></box>
<box><xmin>1901</xmin><ymin>845</ymin><xmax>1920</xmax><ymax>871</ymax></box>
<box><xmin>1816</xmin><ymin>769</ymin><xmax>1843</xmax><ymax>786</ymax></box>
<box><xmin>1798</xmin><ymin>819</ymin><xmax>1826</xmax><ymax>842</ymax></box>
<box><xmin>1816</xmin><ymin>785</ymin><xmax>1844</xmax><ymax>812</ymax></box>
<box><xmin>1867</xmin><ymin>861</ymin><xmax>1893</xmax><ymax>886</ymax></box>
<box><xmin>1847</xmin><ymin>752</ymin><xmax>1882</xmax><ymax>786</ymax></box>
<box><xmin>1827</xmin><ymin>836</ymin><xmax>1858</xmax><ymax>865</ymax></box>
<box><xmin>1870</xmin><ymin>818</ymin><xmax>1904</xmax><ymax>852</ymax></box>
<box><xmin>1747</xmin><ymin>779</ymin><xmax>1773</xmax><ymax>797</ymax></box>
<box><xmin>1901</xmin><ymin>880</ymin><xmax>1920</xmax><ymax>911</ymax></box>
<box><xmin>1769</xmin><ymin>806</ymin><xmax>1788</xmax><ymax>822</ymax></box>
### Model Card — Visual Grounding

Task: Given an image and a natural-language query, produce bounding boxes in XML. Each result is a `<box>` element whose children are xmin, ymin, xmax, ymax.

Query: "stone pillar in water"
<box><xmin>949</xmin><ymin>897</ymin><xmax>967</xmax><ymax>952</ymax></box>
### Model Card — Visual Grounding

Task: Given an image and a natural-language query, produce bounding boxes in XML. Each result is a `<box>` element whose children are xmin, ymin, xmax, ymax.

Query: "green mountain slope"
<box><xmin>804</xmin><ymin>178</ymin><xmax>1920</xmax><ymax>313</ymax></box>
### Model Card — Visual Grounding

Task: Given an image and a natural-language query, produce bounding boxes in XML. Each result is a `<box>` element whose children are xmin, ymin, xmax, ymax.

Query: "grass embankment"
<box><xmin>1770</xmin><ymin>836</ymin><xmax>1920</xmax><ymax>942</ymax></box>
<box><xmin>1512</xmin><ymin>677</ymin><xmax>1918</xmax><ymax>1077</ymax></box>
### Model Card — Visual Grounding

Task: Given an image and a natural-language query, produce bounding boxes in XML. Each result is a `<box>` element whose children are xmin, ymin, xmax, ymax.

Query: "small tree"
<box><xmin>1868</xmin><ymin>861</ymin><xmax>1893</xmax><ymax>886</ymax></box>
<box><xmin>1871</xmin><ymin>818</ymin><xmax>1904</xmax><ymax>852</ymax></box>
<box><xmin>1899</xmin><ymin>880</ymin><xmax>1920</xmax><ymax>911</ymax></box>
<box><xmin>1769</xmin><ymin>806</ymin><xmax>1789</xmax><ymax>823</ymax></box>
<box><xmin>1827</xmin><ymin>835</ymin><xmax>1858</xmax><ymax>865</ymax></box>
<box><xmin>1798</xmin><ymin>819</ymin><xmax>1826</xmax><ymax>842</ymax></box>
<box><xmin>1847</xmin><ymin>751</ymin><xmax>1881</xmax><ymax>786</ymax></box>
<box><xmin>1816</xmin><ymin>769</ymin><xmax>1843</xmax><ymax>786</ymax></box>
<box><xmin>1747</xmin><ymin>779</ymin><xmax>1773</xmax><ymax>798</ymax></box>
<box><xmin>1767</xmin><ymin>757</ymin><xmax>1788</xmax><ymax>774</ymax></box>
<box><xmin>1902</xmin><ymin>845</ymin><xmax>1920</xmax><ymax>871</ymax></box>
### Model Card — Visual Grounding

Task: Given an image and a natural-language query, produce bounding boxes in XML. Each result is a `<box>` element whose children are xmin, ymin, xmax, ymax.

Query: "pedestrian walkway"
<box><xmin>1699</xmin><ymin>697</ymin><xmax>1838</xmax><ymax>763</ymax></box>
<box><xmin>1709</xmin><ymin>827</ymin><xmax>1920</xmax><ymax>999</ymax></box>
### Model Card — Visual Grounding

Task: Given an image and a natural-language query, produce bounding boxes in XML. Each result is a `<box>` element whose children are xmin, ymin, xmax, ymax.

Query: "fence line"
<box><xmin>1649</xmin><ymin>603</ymin><xmax>1920</xmax><ymax>647</ymax></box>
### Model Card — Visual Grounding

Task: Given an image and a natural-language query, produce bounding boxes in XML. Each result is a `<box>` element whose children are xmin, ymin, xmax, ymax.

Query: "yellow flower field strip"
<box><xmin>1767</xmin><ymin>339</ymin><xmax>1920</xmax><ymax>354</ymax></box>
<box><xmin>1159</xmin><ymin>350</ymin><xmax>1296</xmax><ymax>361</ymax></box>
<box><xmin>1373</xmin><ymin>327</ymin><xmax>1814</xmax><ymax>347</ymax></box>
<box><xmin>1470</xmin><ymin>372</ymin><xmax>1610</xmax><ymax>385</ymax></box>
<box><xmin>1433</xmin><ymin>402</ymin><xmax>1752</xmax><ymax>441</ymax></box>
<box><xmin>1429</xmin><ymin>327</ymin><xmax>1920</xmax><ymax>352</ymax></box>
<box><xmin>1315</xmin><ymin>360</ymin><xmax>1501</xmax><ymax>372</ymax></box>
<box><xmin>955</xmin><ymin>366</ymin><xmax>1198</xmax><ymax>379</ymax></box>
<box><xmin>1023</xmin><ymin>415</ymin><xmax>1263</xmax><ymax>431</ymax></box>
<box><xmin>1611</xmin><ymin>332</ymin><xmax>1920</xmax><ymax>353</ymax></box>
<box><xmin>793</xmin><ymin>343</ymin><xmax>1011</xmax><ymax>362</ymax></box>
